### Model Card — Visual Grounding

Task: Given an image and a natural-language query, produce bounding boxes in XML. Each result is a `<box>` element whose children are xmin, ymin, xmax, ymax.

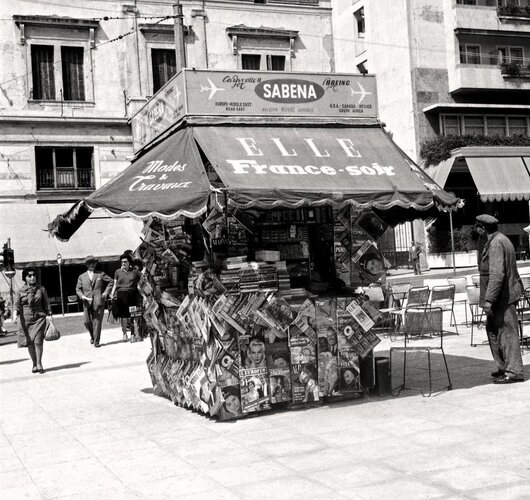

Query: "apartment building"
<box><xmin>333</xmin><ymin>0</ymin><xmax>530</xmax><ymax>258</ymax></box>
<box><xmin>0</xmin><ymin>0</ymin><xmax>334</xmax><ymax>303</ymax></box>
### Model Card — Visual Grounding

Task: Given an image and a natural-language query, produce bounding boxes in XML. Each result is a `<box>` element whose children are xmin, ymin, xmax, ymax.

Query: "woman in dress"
<box><xmin>110</xmin><ymin>253</ymin><xmax>141</xmax><ymax>342</ymax></box>
<box><xmin>13</xmin><ymin>267</ymin><xmax>52</xmax><ymax>373</ymax></box>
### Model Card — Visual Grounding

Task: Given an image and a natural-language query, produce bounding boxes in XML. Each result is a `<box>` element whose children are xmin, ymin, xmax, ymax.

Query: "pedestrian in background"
<box><xmin>0</xmin><ymin>294</ymin><xmax>7</xmax><ymax>335</ymax></box>
<box><xmin>12</xmin><ymin>267</ymin><xmax>52</xmax><ymax>373</ymax></box>
<box><xmin>476</xmin><ymin>214</ymin><xmax>524</xmax><ymax>384</ymax></box>
<box><xmin>409</xmin><ymin>240</ymin><xmax>422</xmax><ymax>275</ymax></box>
<box><xmin>110</xmin><ymin>253</ymin><xmax>141</xmax><ymax>342</ymax></box>
<box><xmin>76</xmin><ymin>255</ymin><xmax>113</xmax><ymax>348</ymax></box>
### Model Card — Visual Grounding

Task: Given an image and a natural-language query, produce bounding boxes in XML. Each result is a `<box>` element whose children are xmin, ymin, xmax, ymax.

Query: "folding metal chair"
<box><xmin>430</xmin><ymin>284</ymin><xmax>458</xmax><ymax>335</ymax></box>
<box><xmin>389</xmin><ymin>306</ymin><xmax>452</xmax><ymax>397</ymax></box>
<box><xmin>447</xmin><ymin>277</ymin><xmax>469</xmax><ymax>326</ymax></box>
<box><xmin>517</xmin><ymin>287</ymin><xmax>530</xmax><ymax>353</ymax></box>
<box><xmin>389</xmin><ymin>286</ymin><xmax>430</xmax><ymax>340</ymax></box>
<box><xmin>467</xmin><ymin>285</ymin><xmax>485</xmax><ymax>347</ymax></box>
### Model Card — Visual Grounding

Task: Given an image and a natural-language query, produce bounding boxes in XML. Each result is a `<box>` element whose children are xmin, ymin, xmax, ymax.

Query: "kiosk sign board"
<box><xmin>131</xmin><ymin>70</ymin><xmax>378</xmax><ymax>152</ymax></box>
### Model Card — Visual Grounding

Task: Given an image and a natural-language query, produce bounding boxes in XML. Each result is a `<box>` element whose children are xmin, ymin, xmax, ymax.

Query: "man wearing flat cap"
<box><xmin>76</xmin><ymin>256</ymin><xmax>113</xmax><ymax>347</ymax></box>
<box><xmin>476</xmin><ymin>214</ymin><xmax>524</xmax><ymax>383</ymax></box>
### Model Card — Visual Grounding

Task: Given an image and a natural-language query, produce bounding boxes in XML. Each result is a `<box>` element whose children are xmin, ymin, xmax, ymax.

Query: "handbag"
<box><xmin>44</xmin><ymin>317</ymin><xmax>61</xmax><ymax>341</ymax></box>
<box><xmin>17</xmin><ymin>330</ymin><xmax>28</xmax><ymax>348</ymax></box>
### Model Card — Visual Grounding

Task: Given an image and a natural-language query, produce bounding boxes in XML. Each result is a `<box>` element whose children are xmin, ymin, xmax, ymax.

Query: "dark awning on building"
<box><xmin>85</xmin><ymin>127</ymin><xmax>213</xmax><ymax>219</ymax></box>
<box><xmin>49</xmin><ymin>122</ymin><xmax>461</xmax><ymax>241</ymax></box>
<box><xmin>425</xmin><ymin>147</ymin><xmax>530</xmax><ymax>202</ymax></box>
<box><xmin>193</xmin><ymin>125</ymin><xmax>450</xmax><ymax>211</ymax></box>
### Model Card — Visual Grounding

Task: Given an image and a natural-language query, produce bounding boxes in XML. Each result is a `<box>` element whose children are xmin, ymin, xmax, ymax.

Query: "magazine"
<box><xmin>266</xmin><ymin>341</ymin><xmax>291</xmax><ymax>370</ymax></box>
<box><xmin>354</xmin><ymin>210</ymin><xmax>388</xmax><ymax>240</ymax></box>
<box><xmin>346</xmin><ymin>299</ymin><xmax>375</xmax><ymax>332</ymax></box>
<box><xmin>217</xmin><ymin>384</ymin><xmax>243</xmax><ymax>420</ymax></box>
<box><xmin>240</xmin><ymin>367</ymin><xmax>271</xmax><ymax>413</ymax></box>
<box><xmin>269</xmin><ymin>367</ymin><xmax>292</xmax><ymax>404</ymax></box>
<box><xmin>291</xmin><ymin>362</ymin><xmax>319</xmax><ymax>404</ymax></box>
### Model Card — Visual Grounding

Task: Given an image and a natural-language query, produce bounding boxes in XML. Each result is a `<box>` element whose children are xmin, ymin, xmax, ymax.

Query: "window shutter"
<box><xmin>31</xmin><ymin>45</ymin><xmax>55</xmax><ymax>100</ymax></box>
<box><xmin>61</xmin><ymin>46</ymin><xmax>85</xmax><ymax>101</ymax></box>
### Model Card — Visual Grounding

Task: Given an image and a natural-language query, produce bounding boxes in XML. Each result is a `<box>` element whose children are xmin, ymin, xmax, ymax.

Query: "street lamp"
<box><xmin>57</xmin><ymin>253</ymin><xmax>65</xmax><ymax>316</ymax></box>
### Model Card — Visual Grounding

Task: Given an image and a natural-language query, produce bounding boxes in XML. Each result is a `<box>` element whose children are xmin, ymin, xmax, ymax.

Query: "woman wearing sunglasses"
<box><xmin>13</xmin><ymin>267</ymin><xmax>52</xmax><ymax>374</ymax></box>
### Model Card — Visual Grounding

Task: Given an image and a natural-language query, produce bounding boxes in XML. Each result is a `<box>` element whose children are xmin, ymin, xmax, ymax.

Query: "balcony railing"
<box><xmin>37</xmin><ymin>168</ymin><xmax>94</xmax><ymax>190</ymax></box>
<box><xmin>460</xmin><ymin>50</ymin><xmax>527</xmax><ymax>65</ymax></box>
<box><xmin>497</xmin><ymin>0</ymin><xmax>530</xmax><ymax>17</ymax></box>
<box><xmin>456</xmin><ymin>0</ymin><xmax>498</xmax><ymax>7</ymax></box>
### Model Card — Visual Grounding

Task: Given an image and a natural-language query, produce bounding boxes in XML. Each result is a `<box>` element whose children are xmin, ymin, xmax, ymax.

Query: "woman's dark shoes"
<box><xmin>32</xmin><ymin>366</ymin><xmax>38</xmax><ymax>374</ymax></box>
<box><xmin>90</xmin><ymin>338</ymin><xmax>94</xmax><ymax>345</ymax></box>
<box><xmin>39</xmin><ymin>369</ymin><xmax>45</xmax><ymax>374</ymax></box>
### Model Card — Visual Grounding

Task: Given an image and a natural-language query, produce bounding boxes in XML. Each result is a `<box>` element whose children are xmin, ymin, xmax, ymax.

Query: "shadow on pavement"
<box><xmin>0</xmin><ymin>358</ymin><xmax>27</xmax><ymax>365</ymax></box>
<box><xmin>44</xmin><ymin>361</ymin><xmax>91</xmax><ymax>373</ymax></box>
<box><xmin>101</xmin><ymin>339</ymin><xmax>128</xmax><ymax>347</ymax></box>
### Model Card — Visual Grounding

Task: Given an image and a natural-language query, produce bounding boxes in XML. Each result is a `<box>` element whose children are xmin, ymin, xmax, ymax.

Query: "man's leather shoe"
<box><xmin>493</xmin><ymin>375</ymin><xmax>524</xmax><ymax>384</ymax></box>
<box><xmin>90</xmin><ymin>339</ymin><xmax>94</xmax><ymax>345</ymax></box>
<box><xmin>94</xmin><ymin>343</ymin><xmax>100</xmax><ymax>348</ymax></box>
<box><xmin>491</xmin><ymin>370</ymin><xmax>504</xmax><ymax>378</ymax></box>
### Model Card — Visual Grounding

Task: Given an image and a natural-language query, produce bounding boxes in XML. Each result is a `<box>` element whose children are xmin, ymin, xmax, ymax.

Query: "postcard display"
<box><xmin>142</xmin><ymin>207</ymin><xmax>386</xmax><ymax>420</ymax></box>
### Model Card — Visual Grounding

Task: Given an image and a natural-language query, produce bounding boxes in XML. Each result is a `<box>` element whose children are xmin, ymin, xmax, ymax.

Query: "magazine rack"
<box><xmin>389</xmin><ymin>306</ymin><xmax>452</xmax><ymax>397</ymax></box>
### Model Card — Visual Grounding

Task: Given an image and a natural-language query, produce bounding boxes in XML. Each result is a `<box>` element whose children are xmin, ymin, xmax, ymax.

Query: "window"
<box><xmin>61</xmin><ymin>47</ymin><xmax>85</xmax><ymax>100</ymax></box>
<box><xmin>486</xmin><ymin>116</ymin><xmax>506</xmax><ymax>136</ymax></box>
<box><xmin>36</xmin><ymin>147</ymin><xmax>93</xmax><ymax>190</ymax></box>
<box><xmin>460</xmin><ymin>44</ymin><xmax>481</xmax><ymax>64</ymax></box>
<box><xmin>441</xmin><ymin>114</ymin><xmax>529</xmax><ymax>137</ymax></box>
<box><xmin>498</xmin><ymin>46</ymin><xmax>524</xmax><ymax>64</ymax></box>
<box><xmin>442</xmin><ymin>116</ymin><xmax>460</xmax><ymax>135</ymax></box>
<box><xmin>227</xmin><ymin>25</ymin><xmax>296</xmax><ymax>72</ymax></box>
<box><xmin>463</xmin><ymin>116</ymin><xmax>485</xmax><ymax>135</ymax></box>
<box><xmin>354</xmin><ymin>8</ymin><xmax>365</xmax><ymax>36</ymax></box>
<box><xmin>508</xmin><ymin>117</ymin><xmax>528</xmax><ymax>135</ymax></box>
<box><xmin>267</xmin><ymin>55</ymin><xmax>285</xmax><ymax>71</ymax></box>
<box><xmin>151</xmin><ymin>48</ymin><xmax>176</xmax><ymax>93</ymax></box>
<box><xmin>15</xmin><ymin>16</ymin><xmax>97</xmax><ymax>103</ymax></box>
<box><xmin>31</xmin><ymin>45</ymin><xmax>86</xmax><ymax>101</ymax></box>
<box><xmin>31</xmin><ymin>45</ymin><xmax>55</xmax><ymax>100</ymax></box>
<box><xmin>242</xmin><ymin>54</ymin><xmax>262</xmax><ymax>70</ymax></box>
<box><xmin>241</xmin><ymin>54</ymin><xmax>286</xmax><ymax>71</ymax></box>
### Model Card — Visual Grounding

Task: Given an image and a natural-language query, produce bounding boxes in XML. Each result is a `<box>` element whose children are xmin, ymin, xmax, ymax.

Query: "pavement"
<box><xmin>1</xmin><ymin>265</ymin><xmax>530</xmax><ymax>499</ymax></box>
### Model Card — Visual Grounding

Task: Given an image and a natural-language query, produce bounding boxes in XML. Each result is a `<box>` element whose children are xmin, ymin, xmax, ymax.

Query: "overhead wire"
<box><xmin>0</xmin><ymin>15</ymin><xmax>176</xmax><ymax>86</ymax></box>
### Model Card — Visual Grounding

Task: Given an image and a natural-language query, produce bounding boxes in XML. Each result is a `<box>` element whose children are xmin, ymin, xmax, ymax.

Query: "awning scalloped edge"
<box><xmin>213</xmin><ymin>192</ymin><xmax>437</xmax><ymax>212</ymax></box>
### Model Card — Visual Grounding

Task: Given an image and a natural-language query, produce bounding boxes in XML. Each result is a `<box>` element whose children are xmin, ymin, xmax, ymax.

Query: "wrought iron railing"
<box><xmin>37</xmin><ymin>168</ymin><xmax>93</xmax><ymax>189</ymax></box>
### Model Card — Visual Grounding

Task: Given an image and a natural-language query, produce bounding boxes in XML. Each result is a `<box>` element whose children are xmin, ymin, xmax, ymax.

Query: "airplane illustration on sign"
<box><xmin>350</xmin><ymin>81</ymin><xmax>372</xmax><ymax>104</ymax></box>
<box><xmin>200</xmin><ymin>78</ymin><xmax>226</xmax><ymax>100</ymax></box>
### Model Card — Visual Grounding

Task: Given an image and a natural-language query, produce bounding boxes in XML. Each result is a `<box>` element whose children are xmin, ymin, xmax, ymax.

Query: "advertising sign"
<box><xmin>131</xmin><ymin>72</ymin><xmax>186</xmax><ymax>152</ymax></box>
<box><xmin>131</xmin><ymin>70</ymin><xmax>378</xmax><ymax>152</ymax></box>
<box><xmin>185</xmin><ymin>70</ymin><xmax>377</xmax><ymax>119</ymax></box>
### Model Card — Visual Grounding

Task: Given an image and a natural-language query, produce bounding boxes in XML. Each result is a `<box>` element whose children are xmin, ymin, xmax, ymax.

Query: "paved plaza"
<box><xmin>1</xmin><ymin>268</ymin><xmax>530</xmax><ymax>499</ymax></box>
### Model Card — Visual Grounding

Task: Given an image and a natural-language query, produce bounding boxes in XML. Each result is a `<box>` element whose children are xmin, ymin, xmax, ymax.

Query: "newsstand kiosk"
<box><xmin>50</xmin><ymin>70</ymin><xmax>460</xmax><ymax>420</ymax></box>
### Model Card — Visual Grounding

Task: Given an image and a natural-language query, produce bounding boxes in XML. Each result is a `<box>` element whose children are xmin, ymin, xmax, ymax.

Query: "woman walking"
<box><xmin>110</xmin><ymin>253</ymin><xmax>141</xmax><ymax>342</ymax></box>
<box><xmin>13</xmin><ymin>267</ymin><xmax>52</xmax><ymax>373</ymax></box>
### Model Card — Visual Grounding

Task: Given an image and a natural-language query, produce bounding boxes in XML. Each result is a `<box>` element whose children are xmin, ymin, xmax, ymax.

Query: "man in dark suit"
<box><xmin>477</xmin><ymin>214</ymin><xmax>524</xmax><ymax>384</ymax></box>
<box><xmin>76</xmin><ymin>255</ymin><xmax>113</xmax><ymax>347</ymax></box>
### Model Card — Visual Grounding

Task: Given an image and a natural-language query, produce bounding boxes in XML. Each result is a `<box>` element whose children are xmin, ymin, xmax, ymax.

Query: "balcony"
<box><xmin>497</xmin><ymin>1</ymin><xmax>530</xmax><ymax>19</ymax></box>
<box><xmin>454</xmin><ymin>0</ymin><xmax>530</xmax><ymax>31</ymax></box>
<box><xmin>37</xmin><ymin>168</ymin><xmax>94</xmax><ymax>190</ymax></box>
<box><xmin>449</xmin><ymin>51</ymin><xmax>530</xmax><ymax>92</ymax></box>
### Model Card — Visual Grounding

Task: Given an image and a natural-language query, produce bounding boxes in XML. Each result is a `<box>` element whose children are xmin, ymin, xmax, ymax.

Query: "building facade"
<box><xmin>0</xmin><ymin>0</ymin><xmax>335</xmax><ymax>304</ymax></box>
<box><xmin>333</xmin><ymin>0</ymin><xmax>530</xmax><ymax>258</ymax></box>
